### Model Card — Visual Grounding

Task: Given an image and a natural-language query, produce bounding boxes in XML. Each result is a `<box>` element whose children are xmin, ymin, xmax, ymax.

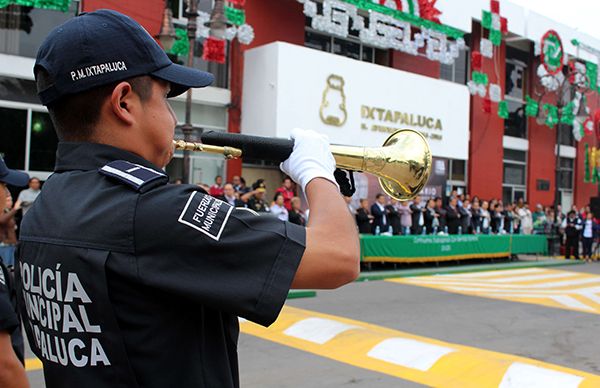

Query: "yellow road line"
<box><xmin>241</xmin><ymin>306</ymin><xmax>600</xmax><ymax>388</ymax></box>
<box><xmin>25</xmin><ymin>357</ymin><xmax>43</xmax><ymax>372</ymax></box>
<box><xmin>389</xmin><ymin>268</ymin><xmax>600</xmax><ymax>314</ymax></box>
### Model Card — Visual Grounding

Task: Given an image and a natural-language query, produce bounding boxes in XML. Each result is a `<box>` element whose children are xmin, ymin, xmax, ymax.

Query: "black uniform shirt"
<box><xmin>17</xmin><ymin>142</ymin><xmax>306</xmax><ymax>388</ymax></box>
<box><xmin>0</xmin><ymin>262</ymin><xmax>24</xmax><ymax>363</ymax></box>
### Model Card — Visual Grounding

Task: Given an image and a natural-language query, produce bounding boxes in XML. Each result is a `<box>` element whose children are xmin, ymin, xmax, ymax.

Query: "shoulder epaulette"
<box><xmin>99</xmin><ymin>160</ymin><xmax>168</xmax><ymax>192</ymax></box>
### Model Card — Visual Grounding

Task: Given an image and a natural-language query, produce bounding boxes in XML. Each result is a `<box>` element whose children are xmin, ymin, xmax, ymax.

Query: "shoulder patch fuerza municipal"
<box><xmin>178</xmin><ymin>192</ymin><xmax>233</xmax><ymax>241</ymax></box>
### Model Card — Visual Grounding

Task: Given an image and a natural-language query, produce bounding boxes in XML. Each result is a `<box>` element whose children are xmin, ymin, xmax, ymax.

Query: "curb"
<box><xmin>287</xmin><ymin>290</ymin><xmax>317</xmax><ymax>299</ymax></box>
<box><xmin>356</xmin><ymin>259</ymin><xmax>585</xmax><ymax>282</ymax></box>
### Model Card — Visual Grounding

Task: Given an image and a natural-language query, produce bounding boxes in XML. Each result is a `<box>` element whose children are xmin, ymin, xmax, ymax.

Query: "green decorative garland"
<box><xmin>168</xmin><ymin>28</ymin><xmax>189</xmax><ymax>57</ymax></box>
<box><xmin>543</xmin><ymin>103</ymin><xmax>558</xmax><ymax>128</ymax></box>
<box><xmin>340</xmin><ymin>0</ymin><xmax>465</xmax><ymax>39</ymax></box>
<box><xmin>525</xmin><ymin>96</ymin><xmax>538</xmax><ymax>117</ymax></box>
<box><xmin>0</xmin><ymin>0</ymin><xmax>71</xmax><ymax>12</ymax></box>
<box><xmin>224</xmin><ymin>5</ymin><xmax>245</xmax><ymax>26</ymax></box>
<box><xmin>498</xmin><ymin>100</ymin><xmax>509</xmax><ymax>119</ymax></box>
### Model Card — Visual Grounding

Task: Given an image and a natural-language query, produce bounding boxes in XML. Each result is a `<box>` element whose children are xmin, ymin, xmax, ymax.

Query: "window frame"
<box><xmin>503</xmin><ymin>58</ymin><xmax>529</xmax><ymax>139</ymax></box>
<box><xmin>502</xmin><ymin>148</ymin><xmax>527</xmax><ymax>202</ymax></box>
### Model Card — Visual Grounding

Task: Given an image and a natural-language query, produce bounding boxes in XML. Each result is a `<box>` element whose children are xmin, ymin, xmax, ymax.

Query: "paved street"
<box><xmin>26</xmin><ymin>262</ymin><xmax>600</xmax><ymax>387</ymax></box>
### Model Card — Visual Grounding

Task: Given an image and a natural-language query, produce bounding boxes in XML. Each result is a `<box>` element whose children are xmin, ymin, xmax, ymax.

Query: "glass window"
<box><xmin>504</xmin><ymin>149</ymin><xmax>526</xmax><ymax>162</ymax></box>
<box><xmin>0</xmin><ymin>107</ymin><xmax>27</xmax><ymax>169</ymax></box>
<box><xmin>449</xmin><ymin>159</ymin><xmax>466</xmax><ymax>181</ymax></box>
<box><xmin>0</xmin><ymin>77</ymin><xmax>39</xmax><ymax>104</ymax></box>
<box><xmin>558</xmin><ymin>157</ymin><xmax>574</xmax><ymax>190</ymax></box>
<box><xmin>506</xmin><ymin>61</ymin><xmax>526</xmax><ymax>100</ymax></box>
<box><xmin>558</xmin><ymin>124</ymin><xmax>574</xmax><ymax>147</ymax></box>
<box><xmin>0</xmin><ymin>5</ymin><xmax>77</xmax><ymax>58</ymax></box>
<box><xmin>333</xmin><ymin>37</ymin><xmax>360</xmax><ymax>60</ymax></box>
<box><xmin>305</xmin><ymin>30</ymin><xmax>331</xmax><ymax>52</ymax></box>
<box><xmin>29</xmin><ymin>111</ymin><xmax>58</xmax><ymax>171</ymax></box>
<box><xmin>503</xmin><ymin>163</ymin><xmax>526</xmax><ymax>185</ymax></box>
<box><xmin>504</xmin><ymin>99</ymin><xmax>527</xmax><ymax>138</ymax></box>
<box><xmin>440</xmin><ymin>47</ymin><xmax>468</xmax><ymax>85</ymax></box>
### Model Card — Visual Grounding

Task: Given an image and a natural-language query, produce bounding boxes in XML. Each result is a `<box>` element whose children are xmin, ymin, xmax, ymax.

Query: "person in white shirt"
<box><xmin>581</xmin><ymin>212</ymin><xmax>595</xmax><ymax>261</ymax></box>
<box><xmin>16</xmin><ymin>177</ymin><xmax>41</xmax><ymax>215</ymax></box>
<box><xmin>271</xmin><ymin>192</ymin><xmax>289</xmax><ymax>221</ymax></box>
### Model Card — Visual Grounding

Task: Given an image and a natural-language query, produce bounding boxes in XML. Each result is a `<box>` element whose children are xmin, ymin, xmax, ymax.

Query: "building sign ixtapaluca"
<box><xmin>242</xmin><ymin>42</ymin><xmax>470</xmax><ymax>160</ymax></box>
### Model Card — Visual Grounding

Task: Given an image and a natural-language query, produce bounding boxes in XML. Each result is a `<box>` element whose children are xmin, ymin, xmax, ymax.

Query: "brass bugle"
<box><xmin>173</xmin><ymin>129</ymin><xmax>432</xmax><ymax>200</ymax></box>
<box><xmin>173</xmin><ymin>140</ymin><xmax>242</xmax><ymax>160</ymax></box>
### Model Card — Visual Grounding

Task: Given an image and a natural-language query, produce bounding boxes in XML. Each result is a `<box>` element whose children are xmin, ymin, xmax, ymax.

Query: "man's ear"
<box><xmin>109</xmin><ymin>81</ymin><xmax>139</xmax><ymax>125</ymax></box>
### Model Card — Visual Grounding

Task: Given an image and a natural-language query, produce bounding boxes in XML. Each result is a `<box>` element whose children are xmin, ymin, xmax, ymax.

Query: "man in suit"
<box><xmin>356</xmin><ymin>199</ymin><xmax>373</xmax><ymax>234</ymax></box>
<box><xmin>434</xmin><ymin>196</ymin><xmax>447</xmax><ymax>232</ymax></box>
<box><xmin>219</xmin><ymin>183</ymin><xmax>246</xmax><ymax>207</ymax></box>
<box><xmin>370</xmin><ymin>193</ymin><xmax>389</xmax><ymax>234</ymax></box>
<box><xmin>410</xmin><ymin>195</ymin><xmax>425</xmax><ymax>235</ymax></box>
<box><xmin>445</xmin><ymin>196</ymin><xmax>461</xmax><ymax>234</ymax></box>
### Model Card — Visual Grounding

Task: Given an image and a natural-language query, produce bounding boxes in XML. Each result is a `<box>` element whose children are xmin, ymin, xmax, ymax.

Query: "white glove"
<box><xmin>280</xmin><ymin>128</ymin><xmax>338</xmax><ymax>192</ymax></box>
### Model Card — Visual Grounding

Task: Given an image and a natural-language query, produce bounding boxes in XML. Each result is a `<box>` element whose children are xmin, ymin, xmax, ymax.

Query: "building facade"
<box><xmin>1</xmin><ymin>0</ymin><xmax>599</xmax><ymax>210</ymax></box>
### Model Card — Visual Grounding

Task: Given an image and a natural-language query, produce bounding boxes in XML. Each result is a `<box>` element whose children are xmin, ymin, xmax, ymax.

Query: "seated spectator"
<box><xmin>219</xmin><ymin>183</ymin><xmax>245</xmax><ymax>207</ymax></box>
<box><xmin>275</xmin><ymin>177</ymin><xmax>295</xmax><ymax>211</ymax></box>
<box><xmin>17</xmin><ymin>177</ymin><xmax>41</xmax><ymax>215</ymax></box>
<box><xmin>356</xmin><ymin>199</ymin><xmax>373</xmax><ymax>234</ymax></box>
<box><xmin>241</xmin><ymin>180</ymin><xmax>270</xmax><ymax>213</ymax></box>
<box><xmin>271</xmin><ymin>193</ymin><xmax>289</xmax><ymax>221</ymax></box>
<box><xmin>208</xmin><ymin>175</ymin><xmax>224</xmax><ymax>197</ymax></box>
<box><xmin>288</xmin><ymin>197</ymin><xmax>306</xmax><ymax>226</ymax></box>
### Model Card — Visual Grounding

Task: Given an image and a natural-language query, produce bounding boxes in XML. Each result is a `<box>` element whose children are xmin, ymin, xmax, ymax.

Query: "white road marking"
<box><xmin>499</xmin><ymin>362</ymin><xmax>584</xmax><ymax>388</ymax></box>
<box><xmin>549</xmin><ymin>295</ymin><xmax>595</xmax><ymax>311</ymax></box>
<box><xmin>439</xmin><ymin>268</ymin><xmax>544</xmax><ymax>278</ymax></box>
<box><xmin>283</xmin><ymin>317</ymin><xmax>358</xmax><ymax>344</ymax></box>
<box><xmin>367</xmin><ymin>338</ymin><xmax>455</xmax><ymax>371</ymax></box>
<box><xmin>490</xmin><ymin>272</ymin><xmax>579</xmax><ymax>283</ymax></box>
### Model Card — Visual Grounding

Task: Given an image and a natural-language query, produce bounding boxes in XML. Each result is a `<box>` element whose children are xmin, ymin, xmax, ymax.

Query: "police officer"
<box><xmin>0</xmin><ymin>157</ymin><xmax>29</xmax><ymax>388</ymax></box>
<box><xmin>17</xmin><ymin>9</ymin><xmax>359</xmax><ymax>388</ymax></box>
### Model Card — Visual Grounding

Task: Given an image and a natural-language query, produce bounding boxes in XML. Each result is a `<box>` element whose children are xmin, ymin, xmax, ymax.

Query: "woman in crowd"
<box><xmin>470</xmin><ymin>200</ymin><xmax>482</xmax><ymax>234</ymax></box>
<box><xmin>0</xmin><ymin>187</ymin><xmax>20</xmax><ymax>268</ymax></box>
<box><xmin>503</xmin><ymin>203</ymin><xmax>515</xmax><ymax>233</ymax></box>
<box><xmin>356</xmin><ymin>198</ymin><xmax>373</xmax><ymax>234</ymax></box>
<box><xmin>518</xmin><ymin>202</ymin><xmax>533</xmax><ymax>234</ymax></box>
<box><xmin>581</xmin><ymin>212</ymin><xmax>596</xmax><ymax>261</ymax></box>
<box><xmin>288</xmin><ymin>197</ymin><xmax>306</xmax><ymax>226</ymax></box>
<box><xmin>397</xmin><ymin>200</ymin><xmax>412</xmax><ymax>235</ymax></box>
<box><xmin>491</xmin><ymin>203</ymin><xmax>505</xmax><ymax>234</ymax></box>
<box><xmin>271</xmin><ymin>192</ymin><xmax>289</xmax><ymax>221</ymax></box>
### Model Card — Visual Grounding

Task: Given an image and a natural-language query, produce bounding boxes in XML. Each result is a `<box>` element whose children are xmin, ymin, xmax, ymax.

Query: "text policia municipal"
<box><xmin>19</xmin><ymin>262</ymin><xmax>111</xmax><ymax>368</ymax></box>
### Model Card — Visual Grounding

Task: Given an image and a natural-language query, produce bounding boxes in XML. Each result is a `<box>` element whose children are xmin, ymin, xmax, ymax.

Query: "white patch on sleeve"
<box><xmin>178</xmin><ymin>191</ymin><xmax>233</xmax><ymax>241</ymax></box>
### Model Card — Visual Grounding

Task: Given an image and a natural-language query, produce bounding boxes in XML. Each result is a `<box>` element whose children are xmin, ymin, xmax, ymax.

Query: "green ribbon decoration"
<box><xmin>525</xmin><ymin>96</ymin><xmax>539</xmax><ymax>117</ymax></box>
<box><xmin>498</xmin><ymin>100</ymin><xmax>509</xmax><ymax>119</ymax></box>
<box><xmin>489</xmin><ymin>29</ymin><xmax>502</xmax><ymax>46</ymax></box>
<box><xmin>472</xmin><ymin>71</ymin><xmax>489</xmax><ymax>86</ymax></box>
<box><xmin>3</xmin><ymin>0</ymin><xmax>70</xmax><ymax>11</ymax></box>
<box><xmin>585</xmin><ymin>144</ymin><xmax>590</xmax><ymax>183</ymax></box>
<box><xmin>340</xmin><ymin>0</ymin><xmax>465</xmax><ymax>39</ymax></box>
<box><xmin>586</xmin><ymin>61</ymin><xmax>598</xmax><ymax>90</ymax></box>
<box><xmin>481</xmin><ymin>11</ymin><xmax>492</xmax><ymax>29</ymax></box>
<box><xmin>168</xmin><ymin>28</ymin><xmax>189</xmax><ymax>57</ymax></box>
<box><xmin>560</xmin><ymin>101</ymin><xmax>575</xmax><ymax>125</ymax></box>
<box><xmin>224</xmin><ymin>6</ymin><xmax>245</xmax><ymax>26</ymax></box>
<box><xmin>543</xmin><ymin>103</ymin><xmax>558</xmax><ymax>128</ymax></box>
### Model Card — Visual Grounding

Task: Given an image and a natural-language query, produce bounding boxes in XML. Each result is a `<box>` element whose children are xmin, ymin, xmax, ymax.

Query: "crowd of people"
<box><xmin>188</xmin><ymin>175</ymin><xmax>308</xmax><ymax>226</ymax></box>
<box><xmin>353</xmin><ymin>190</ymin><xmax>600</xmax><ymax>261</ymax></box>
<box><xmin>0</xmin><ymin>178</ymin><xmax>41</xmax><ymax>269</ymax></box>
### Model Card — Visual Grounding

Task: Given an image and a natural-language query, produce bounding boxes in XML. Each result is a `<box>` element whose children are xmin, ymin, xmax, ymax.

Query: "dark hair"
<box><xmin>375</xmin><ymin>193</ymin><xmax>385</xmax><ymax>200</ymax></box>
<box><xmin>35</xmin><ymin>68</ymin><xmax>153</xmax><ymax>141</ymax></box>
<box><xmin>274</xmin><ymin>192</ymin><xmax>284</xmax><ymax>201</ymax></box>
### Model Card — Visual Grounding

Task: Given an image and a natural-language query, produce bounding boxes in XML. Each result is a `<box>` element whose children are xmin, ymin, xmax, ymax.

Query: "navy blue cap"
<box><xmin>0</xmin><ymin>157</ymin><xmax>29</xmax><ymax>187</ymax></box>
<box><xmin>35</xmin><ymin>9</ymin><xmax>214</xmax><ymax>106</ymax></box>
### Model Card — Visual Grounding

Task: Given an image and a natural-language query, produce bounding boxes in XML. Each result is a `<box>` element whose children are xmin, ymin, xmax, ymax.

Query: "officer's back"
<box><xmin>17</xmin><ymin>9</ymin><xmax>360</xmax><ymax>388</ymax></box>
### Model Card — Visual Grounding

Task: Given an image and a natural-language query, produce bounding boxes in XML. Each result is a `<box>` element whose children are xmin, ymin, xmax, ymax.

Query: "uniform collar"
<box><xmin>54</xmin><ymin>142</ymin><xmax>164</xmax><ymax>173</ymax></box>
